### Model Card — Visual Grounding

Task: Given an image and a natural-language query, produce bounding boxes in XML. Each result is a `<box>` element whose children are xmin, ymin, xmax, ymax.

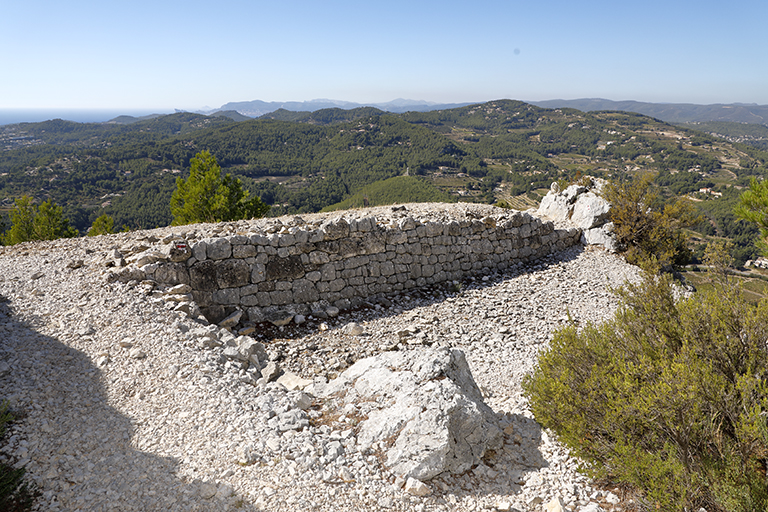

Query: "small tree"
<box><xmin>2</xmin><ymin>196</ymin><xmax>77</xmax><ymax>245</ymax></box>
<box><xmin>87</xmin><ymin>214</ymin><xmax>115</xmax><ymax>236</ymax></box>
<box><xmin>735</xmin><ymin>177</ymin><xmax>768</xmax><ymax>253</ymax></box>
<box><xmin>170</xmin><ymin>151</ymin><xmax>270</xmax><ymax>226</ymax></box>
<box><xmin>603</xmin><ymin>173</ymin><xmax>701</xmax><ymax>269</ymax></box>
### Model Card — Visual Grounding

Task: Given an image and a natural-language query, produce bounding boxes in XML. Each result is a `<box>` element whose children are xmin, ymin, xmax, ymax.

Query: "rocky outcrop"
<box><xmin>317</xmin><ymin>347</ymin><xmax>503</xmax><ymax>481</ymax></box>
<box><xmin>537</xmin><ymin>179</ymin><xmax>617</xmax><ymax>252</ymax></box>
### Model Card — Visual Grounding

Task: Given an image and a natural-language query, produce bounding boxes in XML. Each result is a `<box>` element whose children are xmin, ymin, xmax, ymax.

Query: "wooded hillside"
<box><xmin>2</xmin><ymin>100</ymin><xmax>767</xmax><ymax>263</ymax></box>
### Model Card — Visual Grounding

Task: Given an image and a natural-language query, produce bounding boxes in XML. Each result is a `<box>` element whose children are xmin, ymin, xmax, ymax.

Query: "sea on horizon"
<box><xmin>0</xmin><ymin>109</ymin><xmax>172</xmax><ymax>126</ymax></box>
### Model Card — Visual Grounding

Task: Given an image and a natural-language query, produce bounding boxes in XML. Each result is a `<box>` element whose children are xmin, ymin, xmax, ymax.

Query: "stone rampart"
<box><xmin>123</xmin><ymin>204</ymin><xmax>581</xmax><ymax>326</ymax></box>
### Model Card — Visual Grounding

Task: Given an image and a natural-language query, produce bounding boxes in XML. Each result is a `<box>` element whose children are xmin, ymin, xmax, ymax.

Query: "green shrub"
<box><xmin>0</xmin><ymin>401</ymin><xmax>36</xmax><ymax>511</ymax></box>
<box><xmin>603</xmin><ymin>173</ymin><xmax>701</xmax><ymax>269</ymax></box>
<box><xmin>523</xmin><ymin>261</ymin><xmax>768</xmax><ymax>511</ymax></box>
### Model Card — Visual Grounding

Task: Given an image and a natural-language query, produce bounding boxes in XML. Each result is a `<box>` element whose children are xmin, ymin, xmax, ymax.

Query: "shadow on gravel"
<box><xmin>0</xmin><ymin>296</ymin><xmax>257</xmax><ymax>512</ymax></box>
<box><xmin>427</xmin><ymin>411</ymin><xmax>551</xmax><ymax>508</ymax></box>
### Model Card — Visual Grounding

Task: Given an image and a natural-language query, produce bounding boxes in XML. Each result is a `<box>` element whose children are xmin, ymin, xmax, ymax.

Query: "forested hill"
<box><xmin>1</xmin><ymin>99</ymin><xmax>768</xmax><ymax>263</ymax></box>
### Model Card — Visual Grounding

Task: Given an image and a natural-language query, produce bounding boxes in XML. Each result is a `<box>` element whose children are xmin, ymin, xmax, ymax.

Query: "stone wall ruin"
<box><xmin>117</xmin><ymin>204</ymin><xmax>582</xmax><ymax>327</ymax></box>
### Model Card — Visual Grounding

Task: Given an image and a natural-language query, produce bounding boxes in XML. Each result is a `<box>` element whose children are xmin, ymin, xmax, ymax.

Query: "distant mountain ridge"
<box><xmin>208</xmin><ymin>97</ymin><xmax>768</xmax><ymax>126</ymax></box>
<box><xmin>212</xmin><ymin>98</ymin><xmax>474</xmax><ymax>117</ymax></box>
<box><xmin>530</xmin><ymin>98</ymin><xmax>768</xmax><ymax>125</ymax></box>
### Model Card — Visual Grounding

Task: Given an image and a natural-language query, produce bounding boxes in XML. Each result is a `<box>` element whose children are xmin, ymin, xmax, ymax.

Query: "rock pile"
<box><xmin>537</xmin><ymin>179</ymin><xmax>616</xmax><ymax>252</ymax></box>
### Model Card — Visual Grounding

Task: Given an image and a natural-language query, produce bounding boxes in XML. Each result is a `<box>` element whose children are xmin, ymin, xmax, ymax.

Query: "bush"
<box><xmin>523</xmin><ymin>255</ymin><xmax>768</xmax><ymax>511</ymax></box>
<box><xmin>603</xmin><ymin>173</ymin><xmax>700</xmax><ymax>269</ymax></box>
<box><xmin>0</xmin><ymin>401</ymin><xmax>36</xmax><ymax>511</ymax></box>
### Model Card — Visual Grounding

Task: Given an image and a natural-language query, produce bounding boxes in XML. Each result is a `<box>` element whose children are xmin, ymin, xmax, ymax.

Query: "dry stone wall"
<box><xmin>131</xmin><ymin>204</ymin><xmax>581</xmax><ymax>325</ymax></box>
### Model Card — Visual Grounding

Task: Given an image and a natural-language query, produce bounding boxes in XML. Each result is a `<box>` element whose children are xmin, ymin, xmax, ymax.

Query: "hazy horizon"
<box><xmin>5</xmin><ymin>95</ymin><xmax>768</xmax><ymax>126</ymax></box>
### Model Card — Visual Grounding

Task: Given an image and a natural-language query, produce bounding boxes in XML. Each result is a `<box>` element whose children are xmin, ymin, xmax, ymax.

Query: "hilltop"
<box><xmin>214</xmin><ymin>98</ymin><xmax>474</xmax><ymax>117</ymax></box>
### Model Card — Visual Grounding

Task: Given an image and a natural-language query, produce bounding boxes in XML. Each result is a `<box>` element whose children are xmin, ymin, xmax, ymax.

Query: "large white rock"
<box><xmin>570</xmin><ymin>192</ymin><xmax>611</xmax><ymax>230</ymax></box>
<box><xmin>318</xmin><ymin>347</ymin><xmax>502</xmax><ymax>480</ymax></box>
<box><xmin>537</xmin><ymin>184</ymin><xmax>587</xmax><ymax>222</ymax></box>
<box><xmin>582</xmin><ymin>222</ymin><xmax>617</xmax><ymax>252</ymax></box>
<box><xmin>538</xmin><ymin>179</ymin><xmax>617</xmax><ymax>251</ymax></box>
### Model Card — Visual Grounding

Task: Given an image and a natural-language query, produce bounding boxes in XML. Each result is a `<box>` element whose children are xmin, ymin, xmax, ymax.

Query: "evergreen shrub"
<box><xmin>603</xmin><ymin>174</ymin><xmax>700</xmax><ymax>269</ymax></box>
<box><xmin>523</xmin><ymin>263</ymin><xmax>768</xmax><ymax>511</ymax></box>
<box><xmin>0</xmin><ymin>401</ymin><xmax>36</xmax><ymax>511</ymax></box>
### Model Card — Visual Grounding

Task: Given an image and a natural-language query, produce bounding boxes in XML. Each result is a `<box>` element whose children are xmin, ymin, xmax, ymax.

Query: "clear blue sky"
<box><xmin>3</xmin><ymin>0</ymin><xmax>767</xmax><ymax>110</ymax></box>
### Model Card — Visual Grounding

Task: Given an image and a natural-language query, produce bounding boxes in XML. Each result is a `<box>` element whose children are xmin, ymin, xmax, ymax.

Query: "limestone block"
<box><xmin>292</xmin><ymin>279</ymin><xmax>319</xmax><ymax>303</ymax></box>
<box><xmin>189</xmin><ymin>261</ymin><xmax>218</xmax><ymax>291</ymax></box>
<box><xmin>213</xmin><ymin>288</ymin><xmax>240</xmax><ymax>305</ymax></box>
<box><xmin>309</xmin><ymin>251</ymin><xmax>330</xmax><ymax>264</ymax></box>
<box><xmin>241</xmin><ymin>294</ymin><xmax>260</xmax><ymax>307</ymax></box>
<box><xmin>251</xmin><ymin>264</ymin><xmax>266</xmax><ymax>283</ymax></box>
<box><xmin>205</xmin><ymin>238</ymin><xmax>232</xmax><ymax>260</ymax></box>
<box><xmin>319</xmin><ymin>348</ymin><xmax>502</xmax><ymax>480</ymax></box>
<box><xmin>240</xmin><ymin>284</ymin><xmax>259</xmax><ymax>296</ymax></box>
<box><xmin>277</xmin><ymin>234</ymin><xmax>295</xmax><ymax>247</ymax></box>
<box><xmin>356</xmin><ymin>216</ymin><xmax>375</xmax><ymax>232</ymax></box>
<box><xmin>215</xmin><ymin>259</ymin><xmax>250</xmax><ymax>288</ymax></box>
<box><xmin>275</xmin><ymin>281</ymin><xmax>292</xmax><ymax>291</ymax></box>
<box><xmin>266</xmin><ymin>255</ymin><xmax>305</xmax><ymax>280</ymax></box>
<box><xmin>571</xmin><ymin>192</ymin><xmax>611</xmax><ymax>230</ymax></box>
<box><xmin>292</xmin><ymin>229</ymin><xmax>309</xmax><ymax>244</ymax></box>
<box><xmin>249</xmin><ymin>234</ymin><xmax>269</xmax><ymax>246</ymax></box>
<box><xmin>270</xmin><ymin>290</ymin><xmax>293</xmax><ymax>305</ymax></box>
<box><xmin>232</xmin><ymin>244</ymin><xmax>257</xmax><ymax>259</ymax></box>
<box><xmin>321</xmin><ymin>218</ymin><xmax>349</xmax><ymax>240</ymax></box>
<box><xmin>191</xmin><ymin>240</ymin><xmax>207</xmax><ymax>261</ymax></box>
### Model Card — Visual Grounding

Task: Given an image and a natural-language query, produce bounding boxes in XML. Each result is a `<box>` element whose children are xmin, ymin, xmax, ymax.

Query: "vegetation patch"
<box><xmin>524</xmin><ymin>250</ymin><xmax>768</xmax><ymax>511</ymax></box>
<box><xmin>0</xmin><ymin>401</ymin><xmax>36</xmax><ymax>512</ymax></box>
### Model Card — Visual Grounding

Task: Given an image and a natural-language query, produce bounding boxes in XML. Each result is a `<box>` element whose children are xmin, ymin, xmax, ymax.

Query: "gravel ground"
<box><xmin>0</xmin><ymin>228</ymin><xmax>640</xmax><ymax>512</ymax></box>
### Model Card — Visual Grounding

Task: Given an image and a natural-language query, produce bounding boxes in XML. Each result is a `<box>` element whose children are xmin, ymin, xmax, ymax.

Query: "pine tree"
<box><xmin>2</xmin><ymin>196</ymin><xmax>77</xmax><ymax>245</ymax></box>
<box><xmin>87</xmin><ymin>214</ymin><xmax>115</xmax><ymax>236</ymax></box>
<box><xmin>2</xmin><ymin>196</ymin><xmax>35</xmax><ymax>245</ymax></box>
<box><xmin>170</xmin><ymin>151</ymin><xmax>270</xmax><ymax>226</ymax></box>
